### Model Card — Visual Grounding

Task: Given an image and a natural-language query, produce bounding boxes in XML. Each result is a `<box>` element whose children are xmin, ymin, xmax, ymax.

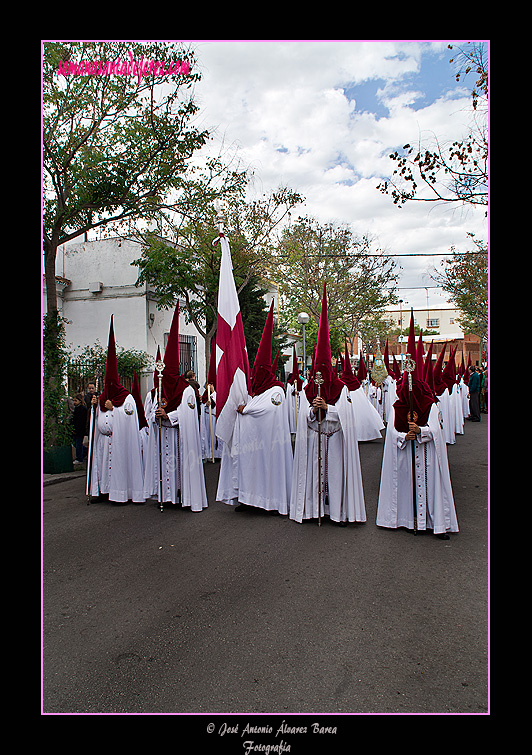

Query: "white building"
<box><xmin>44</xmin><ymin>236</ymin><xmax>206</xmax><ymax>396</ymax></box>
<box><xmin>385</xmin><ymin>305</ymin><xmax>464</xmax><ymax>342</ymax></box>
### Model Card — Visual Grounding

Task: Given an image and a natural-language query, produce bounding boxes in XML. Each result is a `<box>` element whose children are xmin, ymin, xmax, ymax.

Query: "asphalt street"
<box><xmin>42</xmin><ymin>416</ymin><xmax>489</xmax><ymax>722</ymax></box>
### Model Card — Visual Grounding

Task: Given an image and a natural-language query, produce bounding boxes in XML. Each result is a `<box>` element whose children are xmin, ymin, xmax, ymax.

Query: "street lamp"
<box><xmin>298</xmin><ymin>312</ymin><xmax>309</xmax><ymax>379</ymax></box>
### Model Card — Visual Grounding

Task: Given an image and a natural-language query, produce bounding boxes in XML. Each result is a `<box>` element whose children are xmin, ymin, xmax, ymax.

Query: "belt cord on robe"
<box><xmin>405</xmin><ymin>353</ymin><xmax>418</xmax><ymax>535</ymax></box>
<box><xmin>156</xmin><ymin>358</ymin><xmax>165</xmax><ymax>512</ymax></box>
<box><xmin>86</xmin><ymin>367</ymin><xmax>101</xmax><ymax>505</ymax></box>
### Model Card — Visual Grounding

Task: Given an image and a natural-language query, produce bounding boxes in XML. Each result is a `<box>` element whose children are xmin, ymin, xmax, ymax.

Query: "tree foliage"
<box><xmin>132</xmin><ymin>190</ymin><xmax>303</xmax><ymax>377</ymax></box>
<box><xmin>377</xmin><ymin>42</ymin><xmax>488</xmax><ymax>213</ymax></box>
<box><xmin>270</xmin><ymin>216</ymin><xmax>399</xmax><ymax>354</ymax></box>
<box><xmin>43</xmin><ymin>40</ymin><xmax>210</xmax><ymax>316</ymax></box>
<box><xmin>43</xmin><ymin>314</ymin><xmax>72</xmax><ymax>447</ymax></box>
<box><xmin>430</xmin><ymin>233</ymin><xmax>488</xmax><ymax>342</ymax></box>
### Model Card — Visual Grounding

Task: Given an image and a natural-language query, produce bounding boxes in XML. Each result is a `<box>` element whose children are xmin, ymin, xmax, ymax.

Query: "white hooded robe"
<box><xmin>86</xmin><ymin>394</ymin><xmax>145</xmax><ymax>503</ymax></box>
<box><xmin>143</xmin><ymin>384</ymin><xmax>207</xmax><ymax>511</ymax></box>
<box><xmin>216</xmin><ymin>386</ymin><xmax>293</xmax><ymax>513</ymax></box>
<box><xmin>200</xmin><ymin>390</ymin><xmax>223</xmax><ymax>460</ymax></box>
<box><xmin>376</xmin><ymin>403</ymin><xmax>459</xmax><ymax>535</ymax></box>
<box><xmin>349</xmin><ymin>385</ymin><xmax>385</xmax><ymax>441</ymax></box>
<box><xmin>290</xmin><ymin>386</ymin><xmax>366</xmax><ymax>524</ymax></box>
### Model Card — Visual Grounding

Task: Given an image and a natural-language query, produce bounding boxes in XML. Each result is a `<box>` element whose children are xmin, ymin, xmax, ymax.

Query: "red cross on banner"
<box><xmin>215</xmin><ymin>234</ymin><xmax>250</xmax><ymax>446</ymax></box>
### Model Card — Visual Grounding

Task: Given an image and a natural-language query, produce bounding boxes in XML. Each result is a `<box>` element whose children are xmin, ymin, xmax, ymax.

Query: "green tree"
<box><xmin>43</xmin><ymin>41</ymin><xmax>210</xmax><ymax>440</ymax></box>
<box><xmin>43</xmin><ymin>314</ymin><xmax>72</xmax><ymax>448</ymax></box>
<box><xmin>271</xmin><ymin>216</ymin><xmax>398</xmax><ymax>354</ymax></box>
<box><xmin>43</xmin><ymin>41</ymin><xmax>209</xmax><ymax>317</ymax></box>
<box><xmin>132</xmin><ymin>190</ymin><xmax>303</xmax><ymax>378</ymax></box>
<box><xmin>68</xmin><ymin>342</ymin><xmax>153</xmax><ymax>392</ymax></box>
<box><xmin>430</xmin><ymin>233</ymin><xmax>488</xmax><ymax>344</ymax></box>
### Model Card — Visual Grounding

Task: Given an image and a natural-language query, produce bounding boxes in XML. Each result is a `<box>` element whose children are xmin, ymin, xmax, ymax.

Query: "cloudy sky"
<box><xmin>185</xmin><ymin>39</ymin><xmax>488</xmax><ymax>311</ymax></box>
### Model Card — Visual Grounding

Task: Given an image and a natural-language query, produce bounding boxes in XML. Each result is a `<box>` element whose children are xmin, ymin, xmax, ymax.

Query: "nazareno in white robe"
<box><xmin>86</xmin><ymin>394</ymin><xmax>145</xmax><ymax>503</ymax></box>
<box><xmin>290</xmin><ymin>385</ymin><xmax>366</xmax><ymax>524</ymax></box>
<box><xmin>349</xmin><ymin>385</ymin><xmax>385</xmax><ymax>441</ymax></box>
<box><xmin>216</xmin><ymin>385</ymin><xmax>293</xmax><ymax>513</ymax></box>
<box><xmin>437</xmin><ymin>388</ymin><xmax>455</xmax><ymax>445</ymax></box>
<box><xmin>452</xmin><ymin>382</ymin><xmax>465</xmax><ymax>435</ymax></box>
<box><xmin>200</xmin><ymin>391</ymin><xmax>223</xmax><ymax>460</ymax></box>
<box><xmin>286</xmin><ymin>383</ymin><xmax>305</xmax><ymax>433</ymax></box>
<box><xmin>376</xmin><ymin>403</ymin><xmax>459</xmax><ymax>535</ymax></box>
<box><xmin>143</xmin><ymin>384</ymin><xmax>208</xmax><ymax>511</ymax></box>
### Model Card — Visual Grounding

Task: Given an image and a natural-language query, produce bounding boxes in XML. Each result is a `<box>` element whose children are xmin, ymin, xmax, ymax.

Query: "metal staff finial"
<box><xmin>404</xmin><ymin>352</ymin><xmax>416</xmax><ymax>391</ymax></box>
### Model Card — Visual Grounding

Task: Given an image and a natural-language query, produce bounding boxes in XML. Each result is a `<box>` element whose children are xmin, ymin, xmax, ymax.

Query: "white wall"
<box><xmin>45</xmin><ymin>236</ymin><xmax>206</xmax><ymax>396</ymax></box>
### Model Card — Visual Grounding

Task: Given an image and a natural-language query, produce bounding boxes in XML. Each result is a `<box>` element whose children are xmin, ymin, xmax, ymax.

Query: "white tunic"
<box><xmin>290</xmin><ymin>386</ymin><xmax>366</xmax><ymax>524</ymax></box>
<box><xmin>460</xmin><ymin>379</ymin><xmax>470</xmax><ymax>419</ymax></box>
<box><xmin>349</xmin><ymin>386</ymin><xmax>385</xmax><ymax>441</ymax></box>
<box><xmin>143</xmin><ymin>384</ymin><xmax>208</xmax><ymax>511</ymax></box>
<box><xmin>286</xmin><ymin>384</ymin><xmax>302</xmax><ymax>433</ymax></box>
<box><xmin>376</xmin><ymin>404</ymin><xmax>459</xmax><ymax>535</ymax></box>
<box><xmin>200</xmin><ymin>391</ymin><xmax>223</xmax><ymax>460</ymax></box>
<box><xmin>452</xmin><ymin>382</ymin><xmax>465</xmax><ymax>435</ymax></box>
<box><xmin>216</xmin><ymin>386</ymin><xmax>293</xmax><ymax>513</ymax></box>
<box><xmin>87</xmin><ymin>394</ymin><xmax>145</xmax><ymax>503</ymax></box>
<box><xmin>438</xmin><ymin>389</ymin><xmax>455</xmax><ymax>445</ymax></box>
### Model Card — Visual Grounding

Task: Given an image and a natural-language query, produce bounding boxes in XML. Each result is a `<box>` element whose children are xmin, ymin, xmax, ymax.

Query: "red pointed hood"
<box><xmin>131</xmin><ymin>370</ymin><xmax>148</xmax><ymax>429</ymax></box>
<box><xmin>339</xmin><ymin>339</ymin><xmax>361</xmax><ymax>391</ymax></box>
<box><xmin>286</xmin><ymin>345</ymin><xmax>303</xmax><ymax>391</ymax></box>
<box><xmin>442</xmin><ymin>346</ymin><xmax>457</xmax><ymax>391</ymax></box>
<box><xmin>433</xmin><ymin>343</ymin><xmax>448</xmax><ymax>396</ymax></box>
<box><xmin>305</xmin><ymin>283</ymin><xmax>345</xmax><ymax>406</ymax></box>
<box><xmin>99</xmin><ymin>316</ymin><xmax>129</xmax><ymax>410</ymax></box>
<box><xmin>357</xmin><ymin>352</ymin><xmax>368</xmax><ymax>381</ymax></box>
<box><xmin>160</xmin><ymin>304</ymin><xmax>189</xmax><ymax>412</ymax></box>
<box><xmin>423</xmin><ymin>343</ymin><xmax>436</xmax><ymax>396</ymax></box>
<box><xmin>416</xmin><ymin>331</ymin><xmax>425</xmax><ymax>375</ymax></box>
<box><xmin>393</xmin><ymin>313</ymin><xmax>436</xmax><ymax>430</ymax></box>
<box><xmin>393</xmin><ymin>371</ymin><xmax>436</xmax><ymax>432</ymax></box>
<box><xmin>423</xmin><ymin>341</ymin><xmax>433</xmax><ymax>383</ymax></box>
<box><xmin>392</xmin><ymin>354</ymin><xmax>401</xmax><ymax>381</ymax></box>
<box><xmin>463</xmin><ymin>353</ymin><xmax>472</xmax><ymax>385</ymax></box>
<box><xmin>250</xmin><ymin>301</ymin><xmax>284</xmax><ymax>396</ymax></box>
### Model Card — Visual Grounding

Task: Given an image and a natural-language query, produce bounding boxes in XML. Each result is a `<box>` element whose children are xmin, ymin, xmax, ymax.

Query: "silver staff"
<box><xmin>155</xmin><ymin>358</ymin><xmax>165</xmax><ymax>513</ymax></box>
<box><xmin>86</xmin><ymin>366</ymin><xmax>101</xmax><ymax>505</ymax></box>
<box><xmin>314</xmin><ymin>371</ymin><xmax>324</xmax><ymax>527</ymax></box>
<box><xmin>404</xmin><ymin>353</ymin><xmax>417</xmax><ymax>534</ymax></box>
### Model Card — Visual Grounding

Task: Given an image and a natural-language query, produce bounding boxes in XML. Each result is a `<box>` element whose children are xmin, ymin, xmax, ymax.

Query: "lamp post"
<box><xmin>298</xmin><ymin>312</ymin><xmax>309</xmax><ymax>379</ymax></box>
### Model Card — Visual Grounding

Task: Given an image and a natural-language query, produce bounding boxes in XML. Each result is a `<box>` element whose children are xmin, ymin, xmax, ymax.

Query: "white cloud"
<box><xmin>189</xmin><ymin>40</ymin><xmax>487</xmax><ymax>309</ymax></box>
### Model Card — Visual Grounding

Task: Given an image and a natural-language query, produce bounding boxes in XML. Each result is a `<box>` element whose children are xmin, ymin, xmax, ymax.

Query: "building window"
<box><xmin>427</xmin><ymin>318</ymin><xmax>439</xmax><ymax>328</ymax></box>
<box><xmin>163</xmin><ymin>333</ymin><xmax>197</xmax><ymax>374</ymax></box>
<box><xmin>179</xmin><ymin>334</ymin><xmax>197</xmax><ymax>375</ymax></box>
<box><xmin>449</xmin><ymin>318</ymin><xmax>455</xmax><ymax>324</ymax></box>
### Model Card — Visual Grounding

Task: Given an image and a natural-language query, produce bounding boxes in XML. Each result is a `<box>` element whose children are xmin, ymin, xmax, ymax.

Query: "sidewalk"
<box><xmin>43</xmin><ymin>459</ymin><xmax>87</xmax><ymax>487</ymax></box>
